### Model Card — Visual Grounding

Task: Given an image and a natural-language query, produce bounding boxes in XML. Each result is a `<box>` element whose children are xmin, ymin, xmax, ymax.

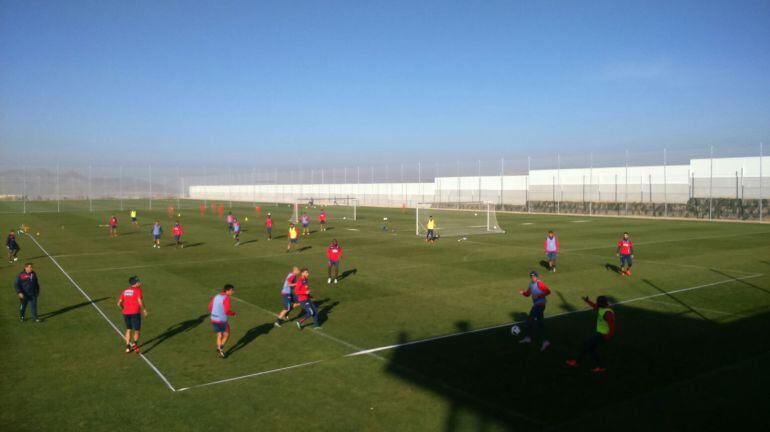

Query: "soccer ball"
<box><xmin>343</xmin><ymin>217</ymin><xmax>347</xmax><ymax>220</ymax></box>
<box><xmin>177</xmin><ymin>213</ymin><xmax>181</xmax><ymax>217</ymax></box>
<box><xmin>383</xmin><ymin>217</ymin><xmax>388</xmax><ymax>221</ymax></box>
<box><xmin>245</xmin><ymin>217</ymin><xmax>249</xmax><ymax>222</ymax></box>
<box><xmin>510</xmin><ymin>325</ymin><xmax>521</xmax><ymax>336</ymax></box>
<box><xmin>36</xmin><ymin>232</ymin><xmax>40</xmax><ymax>236</ymax></box>
<box><xmin>493</xmin><ymin>226</ymin><xmax>497</xmax><ymax>229</ymax></box>
<box><xmin>474</xmin><ymin>213</ymin><xmax>478</xmax><ymax>216</ymax></box>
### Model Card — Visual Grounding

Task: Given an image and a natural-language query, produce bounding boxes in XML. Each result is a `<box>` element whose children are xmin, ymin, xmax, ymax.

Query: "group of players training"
<box><xmin>106</xmin><ymin>204</ymin><xmax>344</xmax><ymax>358</ymax></box>
<box><xmin>10</xmin><ymin>206</ymin><xmax>634</xmax><ymax>368</ymax></box>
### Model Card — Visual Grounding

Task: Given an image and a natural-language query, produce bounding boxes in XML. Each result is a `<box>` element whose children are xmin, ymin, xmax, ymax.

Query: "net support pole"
<box><xmin>23</xmin><ymin>166</ymin><xmax>27</xmax><ymax>214</ymax></box>
<box><xmin>477</xmin><ymin>159</ymin><xmax>481</xmax><ymax>202</ymax></box>
<box><xmin>176</xmin><ymin>166</ymin><xmax>181</xmax><ymax>210</ymax></box>
<box><xmin>418</xmin><ymin>162</ymin><xmax>422</xmax><ymax>205</ymax></box>
<box><xmin>89</xmin><ymin>164</ymin><xmax>93</xmax><ymax>212</ymax></box>
<box><xmin>589</xmin><ymin>153</ymin><xmax>593</xmax><ymax>216</ymax></box>
<box><xmin>415</xmin><ymin>205</ymin><xmax>419</xmax><ymax>236</ymax></box>
<box><xmin>203</xmin><ymin>166</ymin><xmax>208</xmax><ymax>208</ymax></box>
<box><xmin>486</xmin><ymin>202</ymin><xmax>491</xmax><ymax>231</ymax></box>
<box><xmin>526</xmin><ymin>156</ymin><xmax>531</xmax><ymax>213</ymax></box>
<box><xmin>500</xmin><ymin>158</ymin><xmax>504</xmax><ymax>208</ymax></box>
<box><xmin>557</xmin><ymin>153</ymin><xmax>561</xmax><ymax>214</ymax></box>
<box><xmin>252</xmin><ymin>167</ymin><xmax>257</xmax><ymax>209</ymax></box>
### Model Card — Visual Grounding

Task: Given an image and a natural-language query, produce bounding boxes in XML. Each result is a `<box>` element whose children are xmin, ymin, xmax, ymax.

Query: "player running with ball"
<box><xmin>518</xmin><ymin>271</ymin><xmax>551</xmax><ymax>352</ymax></box>
<box><xmin>295</xmin><ymin>268</ymin><xmax>321</xmax><ymax>330</ymax></box>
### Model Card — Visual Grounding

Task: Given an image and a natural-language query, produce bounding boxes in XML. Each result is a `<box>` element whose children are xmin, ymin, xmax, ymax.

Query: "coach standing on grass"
<box><xmin>15</xmin><ymin>263</ymin><xmax>40</xmax><ymax>322</ymax></box>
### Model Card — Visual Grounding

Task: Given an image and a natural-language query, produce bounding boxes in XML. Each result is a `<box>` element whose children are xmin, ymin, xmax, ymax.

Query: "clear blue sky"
<box><xmin>1</xmin><ymin>0</ymin><xmax>769</xmax><ymax>167</ymax></box>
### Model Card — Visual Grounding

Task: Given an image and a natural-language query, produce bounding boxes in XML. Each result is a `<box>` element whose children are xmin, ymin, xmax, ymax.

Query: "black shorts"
<box><xmin>123</xmin><ymin>313</ymin><xmax>141</xmax><ymax>331</ymax></box>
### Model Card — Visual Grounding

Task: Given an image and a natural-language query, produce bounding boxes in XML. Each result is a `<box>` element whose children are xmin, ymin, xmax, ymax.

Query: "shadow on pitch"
<box><xmin>142</xmin><ymin>314</ymin><xmax>208</xmax><ymax>354</ymax></box>
<box><xmin>338</xmin><ymin>268</ymin><xmax>358</xmax><ymax>280</ymax></box>
<box><xmin>239</xmin><ymin>239</ymin><xmax>258</xmax><ymax>246</ymax></box>
<box><xmin>38</xmin><ymin>297</ymin><xmax>109</xmax><ymax>321</ymax></box>
<box><xmin>711</xmin><ymin>269</ymin><xmax>769</xmax><ymax>295</ymax></box>
<box><xmin>297</xmin><ymin>246</ymin><xmax>312</xmax><ymax>252</ymax></box>
<box><xmin>314</xmin><ymin>298</ymin><xmax>340</xmax><ymax>326</ymax></box>
<box><xmin>605</xmin><ymin>263</ymin><xmax>621</xmax><ymax>274</ymax></box>
<box><xmin>539</xmin><ymin>260</ymin><xmax>550</xmax><ymax>271</ymax></box>
<box><xmin>184</xmin><ymin>242</ymin><xmax>205</xmax><ymax>248</ymax></box>
<box><xmin>385</xmin><ymin>306</ymin><xmax>770</xmax><ymax>430</ymax></box>
<box><xmin>226</xmin><ymin>323</ymin><xmax>274</xmax><ymax>357</ymax></box>
<box><xmin>642</xmin><ymin>279</ymin><xmax>708</xmax><ymax>321</ymax></box>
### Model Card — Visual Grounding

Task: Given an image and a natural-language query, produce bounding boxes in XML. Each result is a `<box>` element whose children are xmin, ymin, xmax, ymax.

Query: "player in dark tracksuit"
<box><xmin>15</xmin><ymin>263</ymin><xmax>41</xmax><ymax>322</ymax></box>
<box><xmin>6</xmin><ymin>230</ymin><xmax>20</xmax><ymax>263</ymax></box>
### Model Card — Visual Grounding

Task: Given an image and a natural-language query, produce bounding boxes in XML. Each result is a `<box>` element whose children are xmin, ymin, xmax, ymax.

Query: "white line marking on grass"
<box><xmin>23</xmin><ymin>232</ymin><xmax>177</xmax><ymax>392</ymax></box>
<box><xmin>571</xmin><ymin>220</ymin><xmax>590</xmax><ymax>223</ymax></box>
<box><xmin>176</xmin><ymin>360</ymin><xmax>324</xmax><ymax>392</ymax></box>
<box><xmin>521</xmin><ymin>223</ymin><xmax>534</xmax><ymax>225</ymax></box>
<box><xmin>345</xmin><ymin>273</ymin><xmax>764</xmax><ymax>357</ymax></box>
<box><xmin>567</xmin><ymin>251</ymin><xmax>759</xmax><ymax>276</ymax></box>
<box><xmin>562</xmin><ymin>230</ymin><xmax>770</xmax><ymax>253</ymax></box>
<box><xmin>346</xmin><ymin>228</ymin><xmax>360</xmax><ymax>231</ymax></box>
<box><xmin>636</xmin><ymin>298</ymin><xmax>742</xmax><ymax>318</ymax></box>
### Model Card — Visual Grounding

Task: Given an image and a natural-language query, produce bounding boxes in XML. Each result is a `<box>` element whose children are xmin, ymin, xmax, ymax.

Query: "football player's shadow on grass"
<box><xmin>510</xmin><ymin>312</ymin><xmax>529</xmax><ymax>323</ymax></box>
<box><xmin>297</xmin><ymin>246</ymin><xmax>312</xmax><ymax>252</ymax></box>
<box><xmin>142</xmin><ymin>314</ymin><xmax>208</xmax><ymax>354</ymax></box>
<box><xmin>184</xmin><ymin>242</ymin><xmax>205</xmax><ymax>248</ymax></box>
<box><xmin>239</xmin><ymin>240</ymin><xmax>257</xmax><ymax>245</ymax></box>
<box><xmin>38</xmin><ymin>297</ymin><xmax>109</xmax><ymax>321</ymax></box>
<box><xmin>605</xmin><ymin>263</ymin><xmax>621</xmax><ymax>274</ymax></box>
<box><xmin>314</xmin><ymin>298</ymin><xmax>340</xmax><ymax>326</ymax></box>
<box><xmin>339</xmin><ymin>268</ymin><xmax>357</xmax><ymax>280</ymax></box>
<box><xmin>555</xmin><ymin>291</ymin><xmax>576</xmax><ymax>312</ymax></box>
<box><xmin>539</xmin><ymin>260</ymin><xmax>550</xmax><ymax>271</ymax></box>
<box><xmin>227</xmin><ymin>323</ymin><xmax>274</xmax><ymax>357</ymax></box>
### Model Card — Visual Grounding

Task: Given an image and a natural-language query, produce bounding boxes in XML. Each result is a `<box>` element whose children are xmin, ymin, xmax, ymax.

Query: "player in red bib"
<box><xmin>265</xmin><ymin>213</ymin><xmax>273</xmax><ymax>240</ymax></box>
<box><xmin>166</xmin><ymin>203</ymin><xmax>174</xmax><ymax>219</ymax></box>
<box><xmin>109</xmin><ymin>215</ymin><xmax>118</xmax><ymax>238</ymax></box>
<box><xmin>199</xmin><ymin>202</ymin><xmax>206</xmax><ymax>216</ymax></box>
<box><xmin>318</xmin><ymin>210</ymin><xmax>327</xmax><ymax>231</ymax></box>
<box><xmin>615</xmin><ymin>232</ymin><xmax>635</xmax><ymax>276</ymax></box>
<box><xmin>326</xmin><ymin>239</ymin><xmax>343</xmax><ymax>284</ymax></box>
<box><xmin>217</xmin><ymin>204</ymin><xmax>224</xmax><ymax>219</ymax></box>
<box><xmin>172</xmin><ymin>221</ymin><xmax>184</xmax><ymax>248</ymax></box>
<box><xmin>118</xmin><ymin>276</ymin><xmax>148</xmax><ymax>353</ymax></box>
<box><xmin>295</xmin><ymin>269</ymin><xmax>320</xmax><ymax>330</ymax></box>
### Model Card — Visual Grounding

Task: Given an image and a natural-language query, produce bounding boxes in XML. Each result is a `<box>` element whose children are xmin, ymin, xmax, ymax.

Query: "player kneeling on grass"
<box><xmin>327</xmin><ymin>239</ymin><xmax>343</xmax><ymax>284</ymax></box>
<box><xmin>151</xmin><ymin>221</ymin><xmax>163</xmax><ymax>248</ymax></box>
<box><xmin>616</xmin><ymin>232</ymin><xmax>634</xmax><ymax>276</ymax></box>
<box><xmin>15</xmin><ymin>263</ymin><xmax>41</xmax><ymax>322</ymax></box>
<box><xmin>109</xmin><ymin>215</ymin><xmax>118</xmax><ymax>238</ymax></box>
<box><xmin>544</xmin><ymin>230</ymin><xmax>559</xmax><ymax>272</ymax></box>
<box><xmin>295</xmin><ymin>269</ymin><xmax>320</xmax><ymax>330</ymax></box>
<box><xmin>172</xmin><ymin>221</ymin><xmax>184</xmax><ymax>248</ymax></box>
<box><xmin>518</xmin><ymin>271</ymin><xmax>551</xmax><ymax>352</ymax></box>
<box><xmin>209</xmin><ymin>284</ymin><xmax>237</xmax><ymax>358</ymax></box>
<box><xmin>566</xmin><ymin>296</ymin><xmax>615</xmax><ymax>373</ymax></box>
<box><xmin>7</xmin><ymin>230</ymin><xmax>20</xmax><ymax>263</ymax></box>
<box><xmin>275</xmin><ymin>267</ymin><xmax>300</xmax><ymax>327</ymax></box>
<box><xmin>118</xmin><ymin>276</ymin><xmax>147</xmax><ymax>353</ymax></box>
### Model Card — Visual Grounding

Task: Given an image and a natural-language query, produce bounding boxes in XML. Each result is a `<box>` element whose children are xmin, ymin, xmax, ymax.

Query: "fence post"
<box><xmin>759</xmin><ymin>143</ymin><xmax>764</xmax><ymax>222</ymax></box>
<box><xmin>477</xmin><ymin>159</ymin><xmax>481</xmax><ymax>203</ymax></box>
<box><xmin>148</xmin><ymin>165</ymin><xmax>153</xmax><ymax>210</ymax></box>
<box><xmin>500</xmin><ymin>158</ymin><xmax>504</xmax><ymax>208</ymax></box>
<box><xmin>89</xmin><ymin>165</ymin><xmax>93</xmax><ymax>212</ymax></box>
<box><xmin>624</xmin><ymin>150</ymin><xmax>629</xmax><ymax>215</ymax></box>
<box><xmin>589</xmin><ymin>153</ymin><xmax>593</xmax><ymax>215</ymax></box>
<box><xmin>418</xmin><ymin>162</ymin><xmax>422</xmax><ymax>205</ymax></box>
<box><xmin>663</xmin><ymin>149</ymin><xmax>668</xmax><ymax>217</ymax></box>
<box><xmin>23</xmin><ymin>166</ymin><xmax>26</xmax><ymax>213</ymax></box>
<box><xmin>456</xmin><ymin>160</ymin><xmax>460</xmax><ymax>203</ymax></box>
<box><xmin>557</xmin><ymin>153</ymin><xmax>561</xmax><ymax>214</ymax></box>
<box><xmin>57</xmin><ymin>163</ymin><xmax>61</xmax><ymax>213</ymax></box>
<box><xmin>119</xmin><ymin>166</ymin><xmax>124</xmax><ymax>211</ymax></box>
<box><xmin>709</xmin><ymin>145</ymin><xmax>714</xmax><ymax>220</ymax></box>
<box><xmin>526</xmin><ymin>156</ymin><xmax>531</xmax><ymax>213</ymax></box>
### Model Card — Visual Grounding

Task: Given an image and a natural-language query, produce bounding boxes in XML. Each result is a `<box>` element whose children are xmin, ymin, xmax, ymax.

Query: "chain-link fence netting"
<box><xmin>1</xmin><ymin>144</ymin><xmax>767</xmax><ymax>221</ymax></box>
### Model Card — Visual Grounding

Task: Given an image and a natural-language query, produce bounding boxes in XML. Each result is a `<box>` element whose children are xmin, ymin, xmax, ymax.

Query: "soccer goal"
<box><xmin>292</xmin><ymin>197</ymin><xmax>357</xmax><ymax>223</ymax></box>
<box><xmin>415</xmin><ymin>201</ymin><xmax>505</xmax><ymax>237</ymax></box>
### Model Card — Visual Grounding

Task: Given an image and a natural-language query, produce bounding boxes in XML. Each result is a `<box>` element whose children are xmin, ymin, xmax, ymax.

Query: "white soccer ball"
<box><xmin>343</xmin><ymin>216</ymin><xmax>347</xmax><ymax>220</ymax></box>
<box><xmin>245</xmin><ymin>217</ymin><xmax>249</xmax><ymax>221</ymax></box>
<box><xmin>383</xmin><ymin>217</ymin><xmax>388</xmax><ymax>221</ymax></box>
<box><xmin>474</xmin><ymin>213</ymin><xmax>478</xmax><ymax>216</ymax></box>
<box><xmin>510</xmin><ymin>325</ymin><xmax>521</xmax><ymax>336</ymax></box>
<box><xmin>493</xmin><ymin>226</ymin><xmax>497</xmax><ymax>229</ymax></box>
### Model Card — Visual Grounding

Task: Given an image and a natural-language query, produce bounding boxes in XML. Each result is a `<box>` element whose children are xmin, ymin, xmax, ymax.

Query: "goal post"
<box><xmin>292</xmin><ymin>197</ymin><xmax>357</xmax><ymax>223</ymax></box>
<box><xmin>415</xmin><ymin>201</ymin><xmax>505</xmax><ymax>237</ymax></box>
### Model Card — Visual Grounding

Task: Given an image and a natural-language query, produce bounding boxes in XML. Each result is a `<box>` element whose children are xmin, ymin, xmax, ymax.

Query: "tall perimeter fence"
<box><xmin>1</xmin><ymin>144</ymin><xmax>767</xmax><ymax>222</ymax></box>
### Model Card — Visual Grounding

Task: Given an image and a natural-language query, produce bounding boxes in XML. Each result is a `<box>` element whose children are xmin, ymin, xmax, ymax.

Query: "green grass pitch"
<box><xmin>2</xmin><ymin>201</ymin><xmax>769</xmax><ymax>431</ymax></box>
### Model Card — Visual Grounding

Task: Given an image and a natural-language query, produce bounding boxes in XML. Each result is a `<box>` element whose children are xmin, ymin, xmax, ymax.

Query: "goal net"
<box><xmin>415</xmin><ymin>201</ymin><xmax>505</xmax><ymax>237</ymax></box>
<box><xmin>292</xmin><ymin>197</ymin><xmax>357</xmax><ymax>223</ymax></box>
